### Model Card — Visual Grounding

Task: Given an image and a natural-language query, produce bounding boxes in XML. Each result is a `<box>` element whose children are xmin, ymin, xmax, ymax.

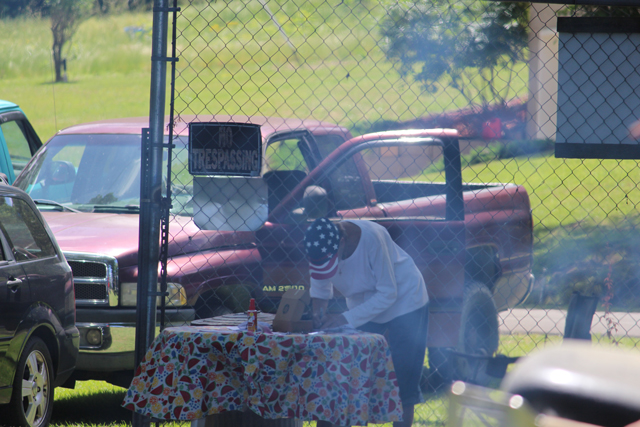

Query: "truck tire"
<box><xmin>456</xmin><ymin>281</ymin><xmax>499</xmax><ymax>384</ymax></box>
<box><xmin>4</xmin><ymin>337</ymin><xmax>54</xmax><ymax>427</ymax></box>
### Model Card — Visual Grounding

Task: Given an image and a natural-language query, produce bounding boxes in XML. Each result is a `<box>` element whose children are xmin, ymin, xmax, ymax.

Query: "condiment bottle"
<box><xmin>247</xmin><ymin>298</ymin><xmax>259</xmax><ymax>332</ymax></box>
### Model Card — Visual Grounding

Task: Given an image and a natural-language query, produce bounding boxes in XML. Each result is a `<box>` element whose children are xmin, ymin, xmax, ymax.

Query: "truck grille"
<box><xmin>65</xmin><ymin>253</ymin><xmax>118</xmax><ymax>306</ymax></box>
<box><xmin>74</xmin><ymin>282</ymin><xmax>108</xmax><ymax>300</ymax></box>
<box><xmin>69</xmin><ymin>262</ymin><xmax>107</xmax><ymax>278</ymax></box>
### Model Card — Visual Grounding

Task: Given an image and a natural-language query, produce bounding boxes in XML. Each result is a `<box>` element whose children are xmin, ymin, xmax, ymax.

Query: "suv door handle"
<box><xmin>8</xmin><ymin>277</ymin><xmax>22</xmax><ymax>292</ymax></box>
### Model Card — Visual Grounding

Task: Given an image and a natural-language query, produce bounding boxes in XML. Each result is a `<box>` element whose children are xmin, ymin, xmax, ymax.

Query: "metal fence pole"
<box><xmin>132</xmin><ymin>1</ymin><xmax>169</xmax><ymax>426</ymax></box>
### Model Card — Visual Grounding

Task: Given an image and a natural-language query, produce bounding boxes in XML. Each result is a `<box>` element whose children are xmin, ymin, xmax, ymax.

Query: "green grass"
<box><xmin>498</xmin><ymin>332</ymin><xmax>640</xmax><ymax>357</ymax></box>
<box><xmin>52</xmin><ymin>381</ymin><xmax>136</xmax><ymax>427</ymax></box>
<box><xmin>52</xmin><ymin>381</ymin><xmax>189</xmax><ymax>426</ymax></box>
<box><xmin>51</xmin><ymin>381</ymin><xmax>444</xmax><ymax>427</ymax></box>
<box><xmin>172</xmin><ymin>0</ymin><xmax>527</xmax><ymax>127</ymax></box>
<box><xmin>0</xmin><ymin>12</ymin><xmax>155</xmax><ymax>140</ymax></box>
<box><xmin>2</xmin><ymin>74</ymin><xmax>152</xmax><ymax>142</ymax></box>
<box><xmin>414</xmin><ymin>153</ymin><xmax>640</xmax><ymax>231</ymax></box>
<box><xmin>0</xmin><ymin>1</ymin><xmax>529</xmax><ymax>140</ymax></box>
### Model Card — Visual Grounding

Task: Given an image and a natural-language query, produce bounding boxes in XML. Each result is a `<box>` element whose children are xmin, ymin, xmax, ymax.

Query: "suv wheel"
<box><xmin>6</xmin><ymin>337</ymin><xmax>54</xmax><ymax>427</ymax></box>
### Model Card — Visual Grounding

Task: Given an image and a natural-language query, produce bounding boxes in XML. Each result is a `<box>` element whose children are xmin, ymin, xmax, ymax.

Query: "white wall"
<box><xmin>527</xmin><ymin>3</ymin><xmax>562</xmax><ymax>141</ymax></box>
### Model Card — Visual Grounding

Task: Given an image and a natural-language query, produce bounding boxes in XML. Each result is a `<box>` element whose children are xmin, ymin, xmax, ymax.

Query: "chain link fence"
<box><xmin>160</xmin><ymin>0</ymin><xmax>640</xmax><ymax>423</ymax></box>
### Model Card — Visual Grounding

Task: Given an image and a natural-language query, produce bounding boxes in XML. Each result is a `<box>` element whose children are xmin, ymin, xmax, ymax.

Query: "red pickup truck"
<box><xmin>13</xmin><ymin>116</ymin><xmax>533</xmax><ymax>388</ymax></box>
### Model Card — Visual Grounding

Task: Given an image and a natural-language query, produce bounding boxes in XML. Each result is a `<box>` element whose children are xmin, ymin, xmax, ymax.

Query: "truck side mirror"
<box><xmin>303</xmin><ymin>185</ymin><xmax>329</xmax><ymax>219</ymax></box>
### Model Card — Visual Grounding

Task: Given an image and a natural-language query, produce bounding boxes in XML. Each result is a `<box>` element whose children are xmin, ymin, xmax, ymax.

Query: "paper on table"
<box><xmin>312</xmin><ymin>324</ymin><xmax>360</xmax><ymax>334</ymax></box>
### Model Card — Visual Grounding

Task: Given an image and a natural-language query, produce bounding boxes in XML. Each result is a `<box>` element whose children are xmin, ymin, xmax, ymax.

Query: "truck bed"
<box><xmin>372</xmin><ymin>180</ymin><xmax>498</xmax><ymax>204</ymax></box>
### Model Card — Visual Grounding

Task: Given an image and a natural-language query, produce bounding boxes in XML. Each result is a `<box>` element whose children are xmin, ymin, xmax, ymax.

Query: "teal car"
<box><xmin>0</xmin><ymin>100</ymin><xmax>42</xmax><ymax>183</ymax></box>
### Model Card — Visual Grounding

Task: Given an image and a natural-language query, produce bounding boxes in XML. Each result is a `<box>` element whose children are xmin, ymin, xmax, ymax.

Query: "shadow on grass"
<box><xmin>51</xmin><ymin>382</ymin><xmax>132</xmax><ymax>426</ymax></box>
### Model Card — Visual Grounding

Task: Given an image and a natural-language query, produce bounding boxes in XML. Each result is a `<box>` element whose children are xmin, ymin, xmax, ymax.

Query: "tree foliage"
<box><xmin>0</xmin><ymin>0</ymin><xmax>44</xmax><ymax>18</ymax></box>
<box><xmin>46</xmin><ymin>0</ymin><xmax>93</xmax><ymax>82</ymax></box>
<box><xmin>380</xmin><ymin>0</ymin><xmax>529</xmax><ymax>110</ymax></box>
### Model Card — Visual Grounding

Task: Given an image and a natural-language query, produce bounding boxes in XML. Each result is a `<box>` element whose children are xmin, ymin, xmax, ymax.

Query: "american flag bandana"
<box><xmin>304</xmin><ymin>217</ymin><xmax>341</xmax><ymax>280</ymax></box>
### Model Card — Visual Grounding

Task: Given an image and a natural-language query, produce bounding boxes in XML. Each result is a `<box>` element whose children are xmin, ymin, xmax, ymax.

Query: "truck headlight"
<box><xmin>120</xmin><ymin>282</ymin><xmax>188</xmax><ymax>307</ymax></box>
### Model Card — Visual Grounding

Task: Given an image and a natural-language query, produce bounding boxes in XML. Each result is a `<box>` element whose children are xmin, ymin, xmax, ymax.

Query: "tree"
<box><xmin>0</xmin><ymin>0</ymin><xmax>45</xmax><ymax>19</ymax></box>
<box><xmin>47</xmin><ymin>0</ymin><xmax>92</xmax><ymax>82</ymax></box>
<box><xmin>380</xmin><ymin>0</ymin><xmax>529</xmax><ymax>110</ymax></box>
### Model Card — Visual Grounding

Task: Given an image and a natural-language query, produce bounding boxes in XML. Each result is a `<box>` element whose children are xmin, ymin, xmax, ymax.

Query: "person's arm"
<box><xmin>342</xmin><ymin>229</ymin><xmax>399</xmax><ymax>327</ymax></box>
<box><xmin>310</xmin><ymin>277</ymin><xmax>348</xmax><ymax>329</ymax></box>
<box><xmin>312</xmin><ymin>297</ymin><xmax>348</xmax><ymax>329</ymax></box>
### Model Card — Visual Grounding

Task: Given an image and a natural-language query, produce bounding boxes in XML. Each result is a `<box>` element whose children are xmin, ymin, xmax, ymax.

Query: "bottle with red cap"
<box><xmin>247</xmin><ymin>298</ymin><xmax>259</xmax><ymax>332</ymax></box>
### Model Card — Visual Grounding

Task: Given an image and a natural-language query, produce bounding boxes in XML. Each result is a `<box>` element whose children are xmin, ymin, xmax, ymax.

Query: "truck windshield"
<box><xmin>14</xmin><ymin>134</ymin><xmax>191</xmax><ymax>215</ymax></box>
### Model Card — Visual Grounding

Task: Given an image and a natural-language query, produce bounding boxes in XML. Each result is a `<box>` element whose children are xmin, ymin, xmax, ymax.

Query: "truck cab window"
<box><xmin>265</xmin><ymin>139</ymin><xmax>309</xmax><ymax>172</ymax></box>
<box><xmin>363</xmin><ymin>144</ymin><xmax>447</xmax><ymax>208</ymax></box>
<box><xmin>264</xmin><ymin>138</ymin><xmax>311</xmax><ymax>214</ymax></box>
<box><xmin>314</xmin><ymin>134</ymin><xmax>368</xmax><ymax>212</ymax></box>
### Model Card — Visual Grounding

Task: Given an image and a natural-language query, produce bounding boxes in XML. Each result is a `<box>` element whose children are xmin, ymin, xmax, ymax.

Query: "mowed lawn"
<box><xmin>413</xmin><ymin>152</ymin><xmax>640</xmax><ymax>233</ymax></box>
<box><xmin>463</xmin><ymin>155</ymin><xmax>640</xmax><ymax>231</ymax></box>
<box><xmin>0</xmin><ymin>0</ymin><xmax>529</xmax><ymax>140</ymax></box>
<box><xmin>51</xmin><ymin>380</ymin><xmax>444</xmax><ymax>427</ymax></box>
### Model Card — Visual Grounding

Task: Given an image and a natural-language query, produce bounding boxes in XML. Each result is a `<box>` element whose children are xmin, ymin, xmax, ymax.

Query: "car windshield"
<box><xmin>14</xmin><ymin>134</ymin><xmax>193</xmax><ymax>216</ymax></box>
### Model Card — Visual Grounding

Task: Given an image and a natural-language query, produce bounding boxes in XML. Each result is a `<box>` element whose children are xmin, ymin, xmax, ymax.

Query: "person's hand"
<box><xmin>318</xmin><ymin>314</ymin><xmax>348</xmax><ymax>330</ymax></box>
<box><xmin>312</xmin><ymin>298</ymin><xmax>329</xmax><ymax>329</ymax></box>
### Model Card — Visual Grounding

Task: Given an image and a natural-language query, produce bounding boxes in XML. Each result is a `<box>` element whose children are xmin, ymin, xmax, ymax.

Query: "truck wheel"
<box><xmin>456</xmin><ymin>281</ymin><xmax>499</xmax><ymax>384</ymax></box>
<box><xmin>5</xmin><ymin>337</ymin><xmax>54</xmax><ymax>427</ymax></box>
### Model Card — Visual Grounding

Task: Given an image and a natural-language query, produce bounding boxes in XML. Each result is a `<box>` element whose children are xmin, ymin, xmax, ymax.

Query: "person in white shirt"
<box><xmin>305</xmin><ymin>217</ymin><xmax>429</xmax><ymax>427</ymax></box>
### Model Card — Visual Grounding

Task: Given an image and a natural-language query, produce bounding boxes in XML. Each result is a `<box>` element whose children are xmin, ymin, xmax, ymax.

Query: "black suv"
<box><xmin>0</xmin><ymin>186</ymin><xmax>78</xmax><ymax>427</ymax></box>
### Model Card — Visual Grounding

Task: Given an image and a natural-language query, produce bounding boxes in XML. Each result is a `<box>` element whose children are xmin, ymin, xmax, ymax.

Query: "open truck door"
<box><xmin>256</xmin><ymin>130</ymin><xmax>466</xmax><ymax>379</ymax></box>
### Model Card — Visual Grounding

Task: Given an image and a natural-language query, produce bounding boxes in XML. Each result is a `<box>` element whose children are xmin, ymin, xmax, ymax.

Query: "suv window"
<box><xmin>0</xmin><ymin>119</ymin><xmax>33</xmax><ymax>176</ymax></box>
<box><xmin>0</xmin><ymin>197</ymin><xmax>56</xmax><ymax>261</ymax></box>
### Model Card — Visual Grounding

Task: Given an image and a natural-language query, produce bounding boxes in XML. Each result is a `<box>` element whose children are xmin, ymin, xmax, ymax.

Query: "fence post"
<box><xmin>132</xmin><ymin>1</ymin><xmax>169</xmax><ymax>426</ymax></box>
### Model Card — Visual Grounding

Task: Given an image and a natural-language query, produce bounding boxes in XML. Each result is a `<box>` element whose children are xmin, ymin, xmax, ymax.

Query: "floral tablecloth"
<box><xmin>122</xmin><ymin>326</ymin><xmax>403</xmax><ymax>425</ymax></box>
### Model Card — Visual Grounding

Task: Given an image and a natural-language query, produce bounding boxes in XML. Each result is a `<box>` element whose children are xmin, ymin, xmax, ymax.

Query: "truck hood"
<box><xmin>41</xmin><ymin>212</ymin><xmax>254</xmax><ymax>267</ymax></box>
